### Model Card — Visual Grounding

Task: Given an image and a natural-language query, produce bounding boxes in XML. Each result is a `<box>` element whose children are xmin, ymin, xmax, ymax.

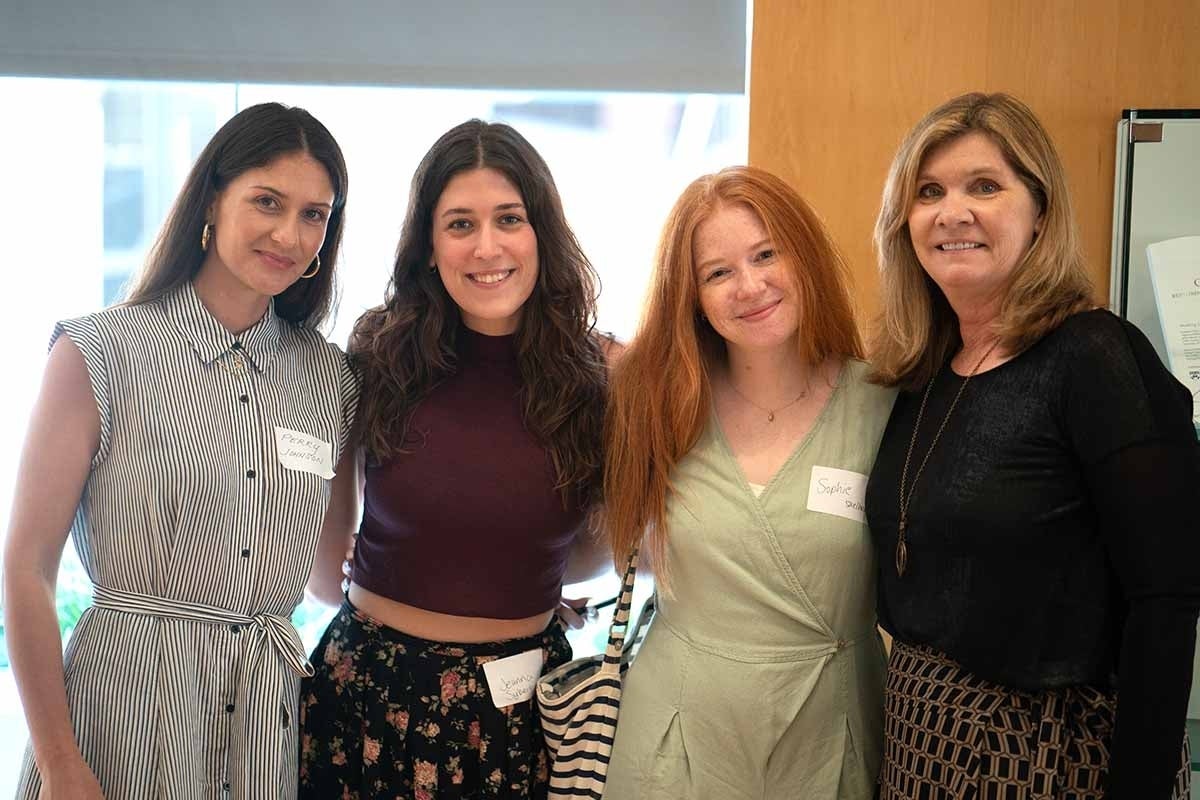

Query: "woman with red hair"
<box><xmin>603</xmin><ymin>166</ymin><xmax>894</xmax><ymax>798</ymax></box>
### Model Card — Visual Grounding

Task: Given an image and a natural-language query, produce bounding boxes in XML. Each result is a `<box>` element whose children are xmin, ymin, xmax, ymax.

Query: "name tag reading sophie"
<box><xmin>482</xmin><ymin>648</ymin><xmax>544</xmax><ymax>708</ymax></box>
<box><xmin>806</xmin><ymin>465</ymin><xmax>868</xmax><ymax>523</ymax></box>
<box><xmin>273</xmin><ymin>426</ymin><xmax>335</xmax><ymax>479</ymax></box>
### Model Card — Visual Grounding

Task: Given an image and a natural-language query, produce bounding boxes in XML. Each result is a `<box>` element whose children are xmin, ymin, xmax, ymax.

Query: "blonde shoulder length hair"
<box><xmin>870</xmin><ymin>92</ymin><xmax>1095</xmax><ymax>390</ymax></box>
<box><xmin>604</xmin><ymin>166</ymin><xmax>862</xmax><ymax>586</ymax></box>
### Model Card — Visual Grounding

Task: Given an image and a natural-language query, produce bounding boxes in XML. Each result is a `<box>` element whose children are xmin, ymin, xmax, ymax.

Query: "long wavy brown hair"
<box><xmin>351</xmin><ymin>120</ymin><xmax>607</xmax><ymax>506</ymax></box>
<box><xmin>605</xmin><ymin>166</ymin><xmax>863</xmax><ymax>583</ymax></box>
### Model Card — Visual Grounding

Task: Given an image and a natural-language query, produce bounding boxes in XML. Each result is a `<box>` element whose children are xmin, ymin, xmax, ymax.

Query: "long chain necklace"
<box><xmin>895</xmin><ymin>338</ymin><xmax>1000</xmax><ymax>577</ymax></box>
<box><xmin>727</xmin><ymin>375</ymin><xmax>810</xmax><ymax>423</ymax></box>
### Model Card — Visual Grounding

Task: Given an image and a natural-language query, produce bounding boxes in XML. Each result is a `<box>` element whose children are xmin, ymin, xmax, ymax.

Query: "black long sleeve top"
<box><xmin>865</xmin><ymin>309</ymin><xmax>1200</xmax><ymax>798</ymax></box>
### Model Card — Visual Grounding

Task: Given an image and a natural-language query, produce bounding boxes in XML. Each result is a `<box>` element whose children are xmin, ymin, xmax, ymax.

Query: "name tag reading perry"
<box><xmin>806</xmin><ymin>465</ymin><xmax>868</xmax><ymax>523</ymax></box>
<box><xmin>482</xmin><ymin>648</ymin><xmax>543</xmax><ymax>708</ymax></box>
<box><xmin>273</xmin><ymin>427</ymin><xmax>335</xmax><ymax>479</ymax></box>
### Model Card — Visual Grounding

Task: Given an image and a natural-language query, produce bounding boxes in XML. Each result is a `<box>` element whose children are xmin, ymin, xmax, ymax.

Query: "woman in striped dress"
<box><xmin>4</xmin><ymin>103</ymin><xmax>357</xmax><ymax>800</ymax></box>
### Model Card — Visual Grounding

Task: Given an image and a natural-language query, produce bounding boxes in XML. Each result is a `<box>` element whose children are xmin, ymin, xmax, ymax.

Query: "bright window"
<box><xmin>0</xmin><ymin>76</ymin><xmax>745</xmax><ymax>787</ymax></box>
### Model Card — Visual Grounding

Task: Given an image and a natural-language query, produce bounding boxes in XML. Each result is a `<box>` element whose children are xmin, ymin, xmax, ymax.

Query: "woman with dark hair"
<box><xmin>298</xmin><ymin>120</ymin><xmax>612</xmax><ymax>799</ymax></box>
<box><xmin>602</xmin><ymin>166</ymin><xmax>895</xmax><ymax>798</ymax></box>
<box><xmin>866</xmin><ymin>92</ymin><xmax>1199</xmax><ymax>798</ymax></box>
<box><xmin>4</xmin><ymin>102</ymin><xmax>356</xmax><ymax>799</ymax></box>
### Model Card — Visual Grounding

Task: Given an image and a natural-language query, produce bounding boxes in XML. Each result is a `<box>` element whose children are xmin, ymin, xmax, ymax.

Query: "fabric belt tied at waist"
<box><xmin>92</xmin><ymin>584</ymin><xmax>312</xmax><ymax>676</ymax></box>
<box><xmin>92</xmin><ymin>584</ymin><xmax>313</xmax><ymax>800</ymax></box>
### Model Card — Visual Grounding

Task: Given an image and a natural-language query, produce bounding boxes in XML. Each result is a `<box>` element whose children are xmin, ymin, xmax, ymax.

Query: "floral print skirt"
<box><xmin>299</xmin><ymin>600</ymin><xmax>572</xmax><ymax>799</ymax></box>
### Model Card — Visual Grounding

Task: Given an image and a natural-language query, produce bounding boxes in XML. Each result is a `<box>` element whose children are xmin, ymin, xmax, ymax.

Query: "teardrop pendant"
<box><xmin>767</xmin><ymin>411</ymin><xmax>775</xmax><ymax>422</ymax></box>
<box><xmin>895</xmin><ymin>539</ymin><xmax>908</xmax><ymax>577</ymax></box>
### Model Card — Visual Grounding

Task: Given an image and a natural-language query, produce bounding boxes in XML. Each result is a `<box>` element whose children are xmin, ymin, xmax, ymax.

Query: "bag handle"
<box><xmin>621</xmin><ymin>593</ymin><xmax>656</xmax><ymax>659</ymax></box>
<box><xmin>600</xmin><ymin>546</ymin><xmax>641</xmax><ymax>671</ymax></box>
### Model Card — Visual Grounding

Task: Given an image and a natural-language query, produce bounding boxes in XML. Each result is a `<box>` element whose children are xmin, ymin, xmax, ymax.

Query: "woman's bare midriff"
<box><xmin>347</xmin><ymin>582</ymin><xmax>556</xmax><ymax>643</ymax></box>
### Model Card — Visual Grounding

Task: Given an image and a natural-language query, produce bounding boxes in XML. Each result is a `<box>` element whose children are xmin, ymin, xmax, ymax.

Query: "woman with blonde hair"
<box><xmin>866</xmin><ymin>92</ymin><xmax>1199</xmax><ymax>798</ymax></box>
<box><xmin>604</xmin><ymin>166</ymin><xmax>895</xmax><ymax>798</ymax></box>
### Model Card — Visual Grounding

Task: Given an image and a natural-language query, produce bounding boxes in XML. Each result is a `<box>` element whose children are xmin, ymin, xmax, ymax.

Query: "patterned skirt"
<box><xmin>880</xmin><ymin>640</ymin><xmax>1190</xmax><ymax>800</ymax></box>
<box><xmin>298</xmin><ymin>600</ymin><xmax>572</xmax><ymax>799</ymax></box>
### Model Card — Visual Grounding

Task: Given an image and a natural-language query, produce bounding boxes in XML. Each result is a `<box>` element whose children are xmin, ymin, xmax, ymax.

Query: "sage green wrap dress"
<box><xmin>606</xmin><ymin>360</ymin><xmax>895</xmax><ymax>799</ymax></box>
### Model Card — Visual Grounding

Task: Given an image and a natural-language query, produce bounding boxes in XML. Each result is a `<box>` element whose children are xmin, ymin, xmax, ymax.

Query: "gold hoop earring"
<box><xmin>300</xmin><ymin>255</ymin><xmax>321</xmax><ymax>280</ymax></box>
<box><xmin>201</xmin><ymin>223</ymin><xmax>213</xmax><ymax>252</ymax></box>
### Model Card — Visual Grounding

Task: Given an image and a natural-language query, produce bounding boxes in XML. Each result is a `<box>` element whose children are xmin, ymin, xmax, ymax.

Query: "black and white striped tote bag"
<box><xmin>536</xmin><ymin>547</ymin><xmax>655</xmax><ymax>799</ymax></box>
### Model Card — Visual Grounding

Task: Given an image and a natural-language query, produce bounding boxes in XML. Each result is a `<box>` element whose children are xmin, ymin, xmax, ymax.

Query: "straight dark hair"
<box><xmin>352</xmin><ymin>119</ymin><xmax>607</xmax><ymax>506</ymax></box>
<box><xmin>123</xmin><ymin>102</ymin><xmax>349</xmax><ymax>329</ymax></box>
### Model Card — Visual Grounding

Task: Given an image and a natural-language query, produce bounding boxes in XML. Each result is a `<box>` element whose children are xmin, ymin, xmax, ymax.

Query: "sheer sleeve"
<box><xmin>1087</xmin><ymin>442</ymin><xmax>1199</xmax><ymax>797</ymax></box>
<box><xmin>1066</xmin><ymin>315</ymin><xmax>1200</xmax><ymax>798</ymax></box>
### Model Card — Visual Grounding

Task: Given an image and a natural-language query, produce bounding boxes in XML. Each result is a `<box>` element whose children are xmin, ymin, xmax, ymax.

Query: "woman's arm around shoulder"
<box><xmin>3</xmin><ymin>335</ymin><xmax>105</xmax><ymax>798</ymax></box>
<box><xmin>597</xmin><ymin>330</ymin><xmax>627</xmax><ymax>371</ymax></box>
<box><xmin>306</xmin><ymin>446</ymin><xmax>364</xmax><ymax>607</ymax></box>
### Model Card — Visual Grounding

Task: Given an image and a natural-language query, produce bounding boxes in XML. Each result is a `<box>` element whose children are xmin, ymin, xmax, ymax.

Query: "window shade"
<box><xmin>0</xmin><ymin>0</ymin><xmax>746</xmax><ymax>93</ymax></box>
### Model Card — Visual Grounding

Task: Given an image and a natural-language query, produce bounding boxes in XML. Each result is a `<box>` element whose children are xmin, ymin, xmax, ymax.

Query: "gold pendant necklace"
<box><xmin>895</xmin><ymin>339</ymin><xmax>999</xmax><ymax>577</ymax></box>
<box><xmin>727</xmin><ymin>377</ymin><xmax>809</xmax><ymax>423</ymax></box>
<box><xmin>215</xmin><ymin>351</ymin><xmax>247</xmax><ymax>376</ymax></box>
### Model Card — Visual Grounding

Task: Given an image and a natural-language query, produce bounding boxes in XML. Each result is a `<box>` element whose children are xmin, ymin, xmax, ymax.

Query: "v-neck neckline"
<box><xmin>711</xmin><ymin>360</ymin><xmax>849</xmax><ymax>507</ymax></box>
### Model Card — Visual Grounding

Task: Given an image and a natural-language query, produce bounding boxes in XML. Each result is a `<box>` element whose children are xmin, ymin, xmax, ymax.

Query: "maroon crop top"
<box><xmin>351</xmin><ymin>326</ymin><xmax>585</xmax><ymax>619</ymax></box>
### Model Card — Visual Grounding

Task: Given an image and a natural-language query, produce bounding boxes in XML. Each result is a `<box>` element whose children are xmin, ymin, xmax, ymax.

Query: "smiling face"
<box><xmin>200</xmin><ymin>151</ymin><xmax>335</xmax><ymax>302</ymax></box>
<box><xmin>431</xmin><ymin>167</ymin><xmax>539</xmax><ymax>336</ymax></box>
<box><xmin>694</xmin><ymin>203</ymin><xmax>799</xmax><ymax>356</ymax></box>
<box><xmin>907</xmin><ymin>131</ymin><xmax>1042</xmax><ymax>313</ymax></box>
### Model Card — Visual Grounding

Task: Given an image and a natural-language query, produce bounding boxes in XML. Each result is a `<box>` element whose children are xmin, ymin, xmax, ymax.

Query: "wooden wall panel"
<box><xmin>749</xmin><ymin>0</ymin><xmax>1200</xmax><ymax>326</ymax></box>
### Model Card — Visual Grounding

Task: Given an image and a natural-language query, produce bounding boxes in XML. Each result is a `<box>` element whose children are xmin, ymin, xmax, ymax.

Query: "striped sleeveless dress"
<box><xmin>15</xmin><ymin>282</ymin><xmax>357</xmax><ymax>800</ymax></box>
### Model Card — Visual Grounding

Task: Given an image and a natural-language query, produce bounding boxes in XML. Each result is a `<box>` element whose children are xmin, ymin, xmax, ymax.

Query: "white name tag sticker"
<box><xmin>806</xmin><ymin>466</ymin><xmax>868</xmax><ymax>523</ymax></box>
<box><xmin>481</xmin><ymin>648</ymin><xmax>544</xmax><ymax>708</ymax></box>
<box><xmin>273</xmin><ymin>427</ymin><xmax>335</xmax><ymax>479</ymax></box>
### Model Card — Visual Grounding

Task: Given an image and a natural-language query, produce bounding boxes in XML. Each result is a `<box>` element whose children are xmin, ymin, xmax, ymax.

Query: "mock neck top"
<box><xmin>352</xmin><ymin>326</ymin><xmax>585</xmax><ymax>619</ymax></box>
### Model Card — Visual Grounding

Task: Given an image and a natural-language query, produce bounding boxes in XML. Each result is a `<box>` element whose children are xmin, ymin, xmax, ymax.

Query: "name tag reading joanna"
<box><xmin>273</xmin><ymin>426</ymin><xmax>335</xmax><ymax>479</ymax></box>
<box><xmin>806</xmin><ymin>465</ymin><xmax>868</xmax><ymax>523</ymax></box>
<box><xmin>482</xmin><ymin>648</ymin><xmax>544</xmax><ymax>708</ymax></box>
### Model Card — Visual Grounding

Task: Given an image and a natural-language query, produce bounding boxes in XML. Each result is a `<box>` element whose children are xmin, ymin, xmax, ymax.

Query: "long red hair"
<box><xmin>604</xmin><ymin>166</ymin><xmax>863</xmax><ymax>585</ymax></box>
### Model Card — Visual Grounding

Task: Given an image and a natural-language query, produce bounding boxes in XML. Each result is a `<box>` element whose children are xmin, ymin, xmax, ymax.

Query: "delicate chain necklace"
<box><xmin>727</xmin><ymin>375</ymin><xmax>810</xmax><ymax>423</ymax></box>
<box><xmin>215</xmin><ymin>351</ymin><xmax>247</xmax><ymax>376</ymax></box>
<box><xmin>895</xmin><ymin>338</ymin><xmax>1000</xmax><ymax>577</ymax></box>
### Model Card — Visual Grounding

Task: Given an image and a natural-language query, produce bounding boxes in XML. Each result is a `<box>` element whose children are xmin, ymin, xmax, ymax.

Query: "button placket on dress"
<box><xmin>225</xmin><ymin>342</ymin><xmax>260</xmax><ymax>793</ymax></box>
<box><xmin>15</xmin><ymin>285</ymin><xmax>348</xmax><ymax>800</ymax></box>
<box><xmin>227</xmin><ymin>342</ymin><xmax>261</xmax><ymax>609</ymax></box>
